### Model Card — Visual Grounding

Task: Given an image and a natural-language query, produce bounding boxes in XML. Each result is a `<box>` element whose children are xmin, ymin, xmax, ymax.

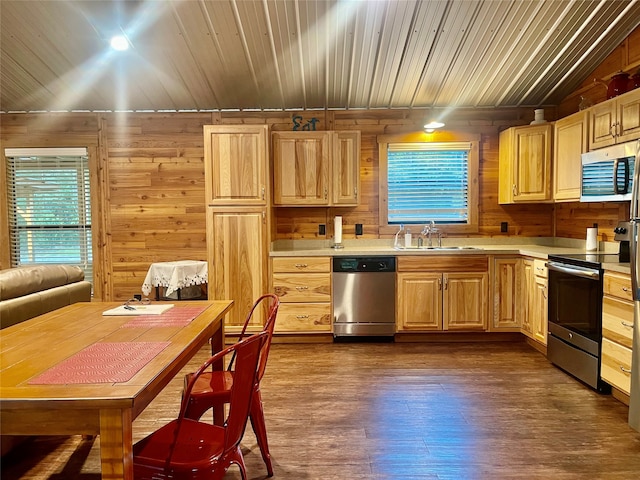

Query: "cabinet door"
<box><xmin>521</xmin><ymin>260</ymin><xmax>534</xmax><ymax>338</ymax></box>
<box><xmin>332</xmin><ymin>131</ymin><xmax>361</xmax><ymax>206</ymax></box>
<box><xmin>513</xmin><ymin>124</ymin><xmax>552</xmax><ymax>202</ymax></box>
<box><xmin>553</xmin><ymin>111</ymin><xmax>587</xmax><ymax>202</ymax></box>
<box><xmin>492</xmin><ymin>257</ymin><xmax>521</xmax><ymax>331</ymax></box>
<box><xmin>589</xmin><ymin>97</ymin><xmax>617</xmax><ymax>150</ymax></box>
<box><xmin>397</xmin><ymin>273</ymin><xmax>442</xmax><ymax>331</ymax></box>
<box><xmin>617</xmin><ymin>88</ymin><xmax>640</xmax><ymax>143</ymax></box>
<box><xmin>498</xmin><ymin>128</ymin><xmax>515</xmax><ymax>204</ymax></box>
<box><xmin>533</xmin><ymin>275</ymin><xmax>548</xmax><ymax>345</ymax></box>
<box><xmin>272</xmin><ymin>131</ymin><xmax>330</xmax><ymax>205</ymax></box>
<box><xmin>443</xmin><ymin>272</ymin><xmax>488</xmax><ymax>331</ymax></box>
<box><xmin>204</xmin><ymin>125</ymin><xmax>268</xmax><ymax>206</ymax></box>
<box><xmin>207</xmin><ymin>208</ymin><xmax>268</xmax><ymax>328</ymax></box>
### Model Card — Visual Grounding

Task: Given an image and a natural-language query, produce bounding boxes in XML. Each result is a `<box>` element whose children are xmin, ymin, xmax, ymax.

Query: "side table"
<box><xmin>141</xmin><ymin>260</ymin><xmax>208</xmax><ymax>300</ymax></box>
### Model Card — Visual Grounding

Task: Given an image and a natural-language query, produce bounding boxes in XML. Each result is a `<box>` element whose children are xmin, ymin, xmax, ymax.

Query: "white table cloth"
<box><xmin>141</xmin><ymin>260</ymin><xmax>208</xmax><ymax>297</ymax></box>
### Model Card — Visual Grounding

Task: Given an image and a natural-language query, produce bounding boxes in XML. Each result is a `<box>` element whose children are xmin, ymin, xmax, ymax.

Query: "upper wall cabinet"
<box><xmin>589</xmin><ymin>88</ymin><xmax>640</xmax><ymax>150</ymax></box>
<box><xmin>499</xmin><ymin>124</ymin><xmax>552</xmax><ymax>204</ymax></box>
<box><xmin>553</xmin><ymin>110</ymin><xmax>587</xmax><ymax>202</ymax></box>
<box><xmin>332</xmin><ymin>131</ymin><xmax>361</xmax><ymax>206</ymax></box>
<box><xmin>272</xmin><ymin>131</ymin><xmax>361</xmax><ymax>207</ymax></box>
<box><xmin>204</xmin><ymin>125</ymin><xmax>269</xmax><ymax>206</ymax></box>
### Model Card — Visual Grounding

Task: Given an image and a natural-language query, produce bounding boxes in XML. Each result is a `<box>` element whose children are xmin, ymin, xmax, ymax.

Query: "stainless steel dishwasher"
<box><xmin>332</xmin><ymin>257</ymin><xmax>396</xmax><ymax>338</ymax></box>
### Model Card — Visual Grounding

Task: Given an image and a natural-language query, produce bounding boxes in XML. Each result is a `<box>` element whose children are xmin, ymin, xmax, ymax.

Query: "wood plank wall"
<box><xmin>1</xmin><ymin>26</ymin><xmax>638</xmax><ymax>300</ymax></box>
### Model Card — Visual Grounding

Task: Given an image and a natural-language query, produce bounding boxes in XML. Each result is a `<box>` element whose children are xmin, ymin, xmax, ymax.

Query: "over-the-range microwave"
<box><xmin>581</xmin><ymin>140</ymin><xmax>639</xmax><ymax>202</ymax></box>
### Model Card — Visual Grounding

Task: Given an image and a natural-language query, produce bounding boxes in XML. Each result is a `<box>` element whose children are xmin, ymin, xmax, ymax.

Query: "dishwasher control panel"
<box><xmin>333</xmin><ymin>257</ymin><xmax>396</xmax><ymax>272</ymax></box>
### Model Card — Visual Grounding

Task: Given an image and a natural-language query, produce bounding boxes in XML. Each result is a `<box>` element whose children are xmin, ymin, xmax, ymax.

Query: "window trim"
<box><xmin>5</xmin><ymin>147</ymin><xmax>94</xmax><ymax>284</ymax></box>
<box><xmin>378</xmin><ymin>131</ymin><xmax>480</xmax><ymax>235</ymax></box>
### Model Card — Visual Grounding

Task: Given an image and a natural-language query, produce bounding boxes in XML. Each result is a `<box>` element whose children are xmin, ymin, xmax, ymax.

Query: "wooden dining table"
<box><xmin>0</xmin><ymin>300</ymin><xmax>233</xmax><ymax>480</ymax></box>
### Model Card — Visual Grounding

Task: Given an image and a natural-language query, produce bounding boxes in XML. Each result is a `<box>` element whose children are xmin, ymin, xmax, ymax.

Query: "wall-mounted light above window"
<box><xmin>110</xmin><ymin>35</ymin><xmax>130</xmax><ymax>51</ymax></box>
<box><xmin>424</xmin><ymin>121</ymin><xmax>445</xmax><ymax>133</ymax></box>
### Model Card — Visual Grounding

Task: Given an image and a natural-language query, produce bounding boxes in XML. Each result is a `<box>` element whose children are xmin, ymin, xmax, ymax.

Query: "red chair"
<box><xmin>184</xmin><ymin>293</ymin><xmax>279</xmax><ymax>477</ymax></box>
<box><xmin>133</xmin><ymin>331</ymin><xmax>269</xmax><ymax>480</ymax></box>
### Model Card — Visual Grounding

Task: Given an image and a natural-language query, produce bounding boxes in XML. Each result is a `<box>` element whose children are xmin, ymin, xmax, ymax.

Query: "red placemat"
<box><xmin>28</xmin><ymin>341</ymin><xmax>171</xmax><ymax>384</ymax></box>
<box><xmin>120</xmin><ymin>305</ymin><xmax>208</xmax><ymax>328</ymax></box>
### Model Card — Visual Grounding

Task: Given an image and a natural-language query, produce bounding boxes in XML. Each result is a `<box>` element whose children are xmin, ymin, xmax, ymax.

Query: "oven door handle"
<box><xmin>547</xmin><ymin>261</ymin><xmax>600</xmax><ymax>279</ymax></box>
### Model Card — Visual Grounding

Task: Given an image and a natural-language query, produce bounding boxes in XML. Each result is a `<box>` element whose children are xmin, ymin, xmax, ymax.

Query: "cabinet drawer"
<box><xmin>272</xmin><ymin>256</ymin><xmax>331</xmax><ymax>273</ymax></box>
<box><xmin>602</xmin><ymin>296</ymin><xmax>634</xmax><ymax>348</ymax></box>
<box><xmin>533</xmin><ymin>259</ymin><xmax>547</xmax><ymax>278</ymax></box>
<box><xmin>603</xmin><ymin>272</ymin><xmax>633</xmax><ymax>301</ymax></box>
<box><xmin>272</xmin><ymin>273</ymin><xmax>331</xmax><ymax>302</ymax></box>
<box><xmin>275</xmin><ymin>303</ymin><xmax>332</xmax><ymax>332</ymax></box>
<box><xmin>601</xmin><ymin>338</ymin><xmax>632</xmax><ymax>395</ymax></box>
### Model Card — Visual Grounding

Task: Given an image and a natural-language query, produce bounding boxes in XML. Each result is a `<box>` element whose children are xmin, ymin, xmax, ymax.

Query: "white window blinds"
<box><xmin>5</xmin><ymin>148</ymin><xmax>93</xmax><ymax>284</ymax></box>
<box><xmin>387</xmin><ymin>142</ymin><xmax>471</xmax><ymax>224</ymax></box>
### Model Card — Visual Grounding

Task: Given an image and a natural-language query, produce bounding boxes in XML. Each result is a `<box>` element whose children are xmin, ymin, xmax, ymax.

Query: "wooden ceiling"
<box><xmin>1</xmin><ymin>0</ymin><xmax>639</xmax><ymax>113</ymax></box>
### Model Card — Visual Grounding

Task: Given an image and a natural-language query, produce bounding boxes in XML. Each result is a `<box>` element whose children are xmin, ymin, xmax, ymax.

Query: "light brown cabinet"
<box><xmin>207</xmin><ymin>208</ymin><xmax>269</xmax><ymax>329</ymax></box>
<box><xmin>272</xmin><ymin>131</ymin><xmax>360</xmax><ymax>206</ymax></box>
<box><xmin>396</xmin><ymin>256</ymin><xmax>489</xmax><ymax>332</ymax></box>
<box><xmin>204</xmin><ymin>125</ymin><xmax>269</xmax><ymax>206</ymax></box>
<box><xmin>601</xmin><ymin>271</ymin><xmax>634</xmax><ymax>397</ymax></box>
<box><xmin>204</xmin><ymin>124</ymin><xmax>271</xmax><ymax>332</ymax></box>
<box><xmin>589</xmin><ymin>88</ymin><xmax>640</xmax><ymax>150</ymax></box>
<box><xmin>499</xmin><ymin>124</ymin><xmax>553</xmax><ymax>204</ymax></box>
<box><xmin>491</xmin><ymin>257</ymin><xmax>522</xmax><ymax>331</ymax></box>
<box><xmin>521</xmin><ymin>258</ymin><xmax>547</xmax><ymax>345</ymax></box>
<box><xmin>271</xmin><ymin>256</ymin><xmax>332</xmax><ymax>334</ymax></box>
<box><xmin>553</xmin><ymin>111</ymin><xmax>587</xmax><ymax>202</ymax></box>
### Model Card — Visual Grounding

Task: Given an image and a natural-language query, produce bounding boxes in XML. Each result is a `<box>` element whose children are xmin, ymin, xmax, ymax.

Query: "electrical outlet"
<box><xmin>319</xmin><ymin>224</ymin><xmax>326</xmax><ymax>235</ymax></box>
<box><xmin>355</xmin><ymin>223</ymin><xmax>363</xmax><ymax>235</ymax></box>
<box><xmin>500</xmin><ymin>222</ymin><xmax>508</xmax><ymax>233</ymax></box>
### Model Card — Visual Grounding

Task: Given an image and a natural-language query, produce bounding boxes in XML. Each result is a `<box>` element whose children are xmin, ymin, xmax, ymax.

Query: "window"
<box><xmin>5</xmin><ymin>148</ymin><xmax>93</xmax><ymax>284</ymax></box>
<box><xmin>378</xmin><ymin>133</ymin><xmax>479</xmax><ymax>234</ymax></box>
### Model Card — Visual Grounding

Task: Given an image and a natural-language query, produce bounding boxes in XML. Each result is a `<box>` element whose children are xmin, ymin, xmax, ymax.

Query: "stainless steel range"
<box><xmin>546</xmin><ymin>252</ymin><xmax>626</xmax><ymax>393</ymax></box>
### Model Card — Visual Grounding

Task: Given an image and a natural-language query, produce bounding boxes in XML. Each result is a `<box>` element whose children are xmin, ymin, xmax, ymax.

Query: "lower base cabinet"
<box><xmin>601</xmin><ymin>271</ymin><xmax>635</xmax><ymax>396</ymax></box>
<box><xmin>271</xmin><ymin>256</ymin><xmax>332</xmax><ymax>334</ymax></box>
<box><xmin>522</xmin><ymin>258</ymin><xmax>547</xmax><ymax>346</ymax></box>
<box><xmin>396</xmin><ymin>256</ymin><xmax>489</xmax><ymax>332</ymax></box>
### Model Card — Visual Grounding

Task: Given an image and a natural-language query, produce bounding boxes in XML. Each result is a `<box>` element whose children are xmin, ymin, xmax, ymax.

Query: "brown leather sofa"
<box><xmin>0</xmin><ymin>264</ymin><xmax>92</xmax><ymax>456</ymax></box>
<box><xmin>0</xmin><ymin>264</ymin><xmax>92</xmax><ymax>330</ymax></box>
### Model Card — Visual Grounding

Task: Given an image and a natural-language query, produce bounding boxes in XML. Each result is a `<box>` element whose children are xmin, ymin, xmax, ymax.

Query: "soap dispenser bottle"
<box><xmin>404</xmin><ymin>228</ymin><xmax>412</xmax><ymax>248</ymax></box>
<box><xmin>394</xmin><ymin>224</ymin><xmax>405</xmax><ymax>249</ymax></box>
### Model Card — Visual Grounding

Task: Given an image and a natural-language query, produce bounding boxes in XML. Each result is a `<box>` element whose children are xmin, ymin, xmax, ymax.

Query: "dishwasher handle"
<box><xmin>547</xmin><ymin>261</ymin><xmax>600</xmax><ymax>280</ymax></box>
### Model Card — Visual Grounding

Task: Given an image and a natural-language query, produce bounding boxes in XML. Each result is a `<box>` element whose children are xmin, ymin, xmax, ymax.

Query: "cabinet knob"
<box><xmin>295</xmin><ymin>286</ymin><xmax>309</xmax><ymax>291</ymax></box>
<box><xmin>294</xmin><ymin>263</ymin><xmax>308</xmax><ymax>269</ymax></box>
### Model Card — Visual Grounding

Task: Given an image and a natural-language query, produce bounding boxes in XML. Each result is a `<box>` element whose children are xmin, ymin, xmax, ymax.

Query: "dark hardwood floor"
<box><xmin>2</xmin><ymin>340</ymin><xmax>640</xmax><ymax>479</ymax></box>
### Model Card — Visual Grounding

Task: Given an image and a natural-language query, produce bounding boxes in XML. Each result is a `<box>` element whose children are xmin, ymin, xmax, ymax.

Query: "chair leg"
<box><xmin>211</xmin><ymin>446</ymin><xmax>247</xmax><ymax>480</ymax></box>
<box><xmin>250</xmin><ymin>388</ymin><xmax>274</xmax><ymax>477</ymax></box>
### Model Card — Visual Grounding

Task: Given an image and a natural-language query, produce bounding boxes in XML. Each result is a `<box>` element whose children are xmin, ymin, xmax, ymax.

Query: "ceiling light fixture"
<box><xmin>110</xmin><ymin>35</ymin><xmax>130</xmax><ymax>51</ymax></box>
<box><xmin>424</xmin><ymin>121</ymin><xmax>445</xmax><ymax>133</ymax></box>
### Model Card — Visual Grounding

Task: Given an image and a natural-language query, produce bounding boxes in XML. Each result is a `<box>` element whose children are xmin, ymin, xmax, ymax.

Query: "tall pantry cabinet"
<box><xmin>204</xmin><ymin>125</ymin><xmax>271</xmax><ymax>331</ymax></box>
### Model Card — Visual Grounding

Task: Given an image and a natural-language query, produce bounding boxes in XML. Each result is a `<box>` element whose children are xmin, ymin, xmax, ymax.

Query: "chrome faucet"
<box><xmin>421</xmin><ymin>221</ymin><xmax>442</xmax><ymax>247</ymax></box>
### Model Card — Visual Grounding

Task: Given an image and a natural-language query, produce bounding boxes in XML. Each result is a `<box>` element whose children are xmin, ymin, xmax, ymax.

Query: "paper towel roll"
<box><xmin>334</xmin><ymin>216</ymin><xmax>342</xmax><ymax>244</ymax></box>
<box><xmin>586</xmin><ymin>227</ymin><xmax>598</xmax><ymax>251</ymax></box>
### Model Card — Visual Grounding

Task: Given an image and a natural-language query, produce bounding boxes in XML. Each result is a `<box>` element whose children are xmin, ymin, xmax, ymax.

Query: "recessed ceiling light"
<box><xmin>110</xmin><ymin>35</ymin><xmax>129</xmax><ymax>51</ymax></box>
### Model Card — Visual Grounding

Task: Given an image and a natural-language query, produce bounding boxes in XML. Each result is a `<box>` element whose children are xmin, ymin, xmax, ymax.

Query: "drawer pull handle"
<box><xmin>296</xmin><ymin>315</ymin><xmax>309</xmax><ymax>319</ymax></box>
<box><xmin>294</xmin><ymin>263</ymin><xmax>308</xmax><ymax>268</ymax></box>
<box><xmin>621</xmin><ymin>321</ymin><xmax>633</xmax><ymax>328</ymax></box>
<box><xmin>295</xmin><ymin>286</ymin><xmax>309</xmax><ymax>291</ymax></box>
<box><xmin>621</xmin><ymin>287</ymin><xmax>630</xmax><ymax>292</ymax></box>
<box><xmin>620</xmin><ymin>366</ymin><xmax>632</xmax><ymax>374</ymax></box>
